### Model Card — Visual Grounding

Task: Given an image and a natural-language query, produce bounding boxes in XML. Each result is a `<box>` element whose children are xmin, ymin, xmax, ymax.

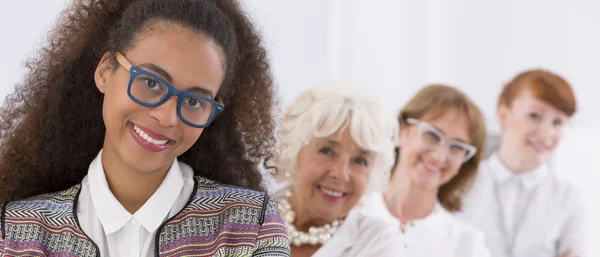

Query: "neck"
<box><xmin>385</xmin><ymin>169</ymin><xmax>438</xmax><ymax>224</ymax></box>
<box><xmin>498</xmin><ymin>144</ymin><xmax>534</xmax><ymax>173</ymax></box>
<box><xmin>101</xmin><ymin>146</ymin><xmax>170</xmax><ymax>214</ymax></box>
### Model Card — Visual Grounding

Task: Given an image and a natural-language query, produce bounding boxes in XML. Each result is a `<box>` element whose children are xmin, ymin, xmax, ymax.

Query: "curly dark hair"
<box><xmin>0</xmin><ymin>0</ymin><xmax>277</xmax><ymax>202</ymax></box>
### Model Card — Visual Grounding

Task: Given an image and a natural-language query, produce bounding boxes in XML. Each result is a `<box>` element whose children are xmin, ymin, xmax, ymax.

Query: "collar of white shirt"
<box><xmin>363</xmin><ymin>192</ymin><xmax>444</xmax><ymax>228</ymax></box>
<box><xmin>88</xmin><ymin>150</ymin><xmax>185</xmax><ymax>235</ymax></box>
<box><xmin>489</xmin><ymin>153</ymin><xmax>549</xmax><ymax>190</ymax></box>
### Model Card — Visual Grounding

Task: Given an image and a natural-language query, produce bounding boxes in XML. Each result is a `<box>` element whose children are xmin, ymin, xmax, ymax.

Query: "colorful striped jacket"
<box><xmin>0</xmin><ymin>177</ymin><xmax>290</xmax><ymax>256</ymax></box>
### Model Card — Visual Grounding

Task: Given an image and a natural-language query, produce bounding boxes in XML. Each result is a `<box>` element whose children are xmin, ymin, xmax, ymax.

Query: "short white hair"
<box><xmin>276</xmin><ymin>86</ymin><xmax>399</xmax><ymax>192</ymax></box>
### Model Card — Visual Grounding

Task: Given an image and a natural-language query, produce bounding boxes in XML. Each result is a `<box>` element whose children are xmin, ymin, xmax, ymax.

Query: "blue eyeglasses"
<box><xmin>115</xmin><ymin>52</ymin><xmax>224</xmax><ymax>128</ymax></box>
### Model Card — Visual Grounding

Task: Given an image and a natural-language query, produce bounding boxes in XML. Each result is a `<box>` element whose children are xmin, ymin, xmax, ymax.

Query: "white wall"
<box><xmin>248</xmin><ymin>0</ymin><xmax>600</xmax><ymax>255</ymax></box>
<box><xmin>0</xmin><ymin>0</ymin><xmax>68</xmax><ymax>101</ymax></box>
<box><xmin>1</xmin><ymin>1</ymin><xmax>598</xmax><ymax>255</ymax></box>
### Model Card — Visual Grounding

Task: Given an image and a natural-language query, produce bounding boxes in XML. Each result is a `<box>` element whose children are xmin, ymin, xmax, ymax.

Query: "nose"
<box><xmin>148</xmin><ymin>97</ymin><xmax>178</xmax><ymax>127</ymax></box>
<box><xmin>539</xmin><ymin>123</ymin><xmax>558</xmax><ymax>146</ymax></box>
<box><xmin>430</xmin><ymin>145</ymin><xmax>448</xmax><ymax>163</ymax></box>
<box><xmin>329</xmin><ymin>158</ymin><xmax>351</xmax><ymax>181</ymax></box>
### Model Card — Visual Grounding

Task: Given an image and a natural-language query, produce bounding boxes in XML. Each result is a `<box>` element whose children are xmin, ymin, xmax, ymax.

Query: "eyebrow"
<box><xmin>326</xmin><ymin>140</ymin><xmax>375</xmax><ymax>156</ymax></box>
<box><xmin>429</xmin><ymin>123</ymin><xmax>470</xmax><ymax>144</ymax></box>
<box><xmin>138</xmin><ymin>63</ymin><xmax>215</xmax><ymax>98</ymax></box>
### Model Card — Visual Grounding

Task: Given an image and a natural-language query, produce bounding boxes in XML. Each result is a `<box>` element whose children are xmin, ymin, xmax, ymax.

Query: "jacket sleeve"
<box><xmin>252</xmin><ymin>194</ymin><xmax>290</xmax><ymax>257</ymax></box>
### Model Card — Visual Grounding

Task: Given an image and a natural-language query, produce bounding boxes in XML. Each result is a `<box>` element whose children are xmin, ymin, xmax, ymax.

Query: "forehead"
<box><xmin>124</xmin><ymin>23</ymin><xmax>226</xmax><ymax>93</ymax></box>
<box><xmin>512</xmin><ymin>90</ymin><xmax>569</xmax><ymax>117</ymax></box>
<box><xmin>420</xmin><ymin>107</ymin><xmax>471</xmax><ymax>143</ymax></box>
<box><xmin>313</xmin><ymin>129</ymin><xmax>373</xmax><ymax>154</ymax></box>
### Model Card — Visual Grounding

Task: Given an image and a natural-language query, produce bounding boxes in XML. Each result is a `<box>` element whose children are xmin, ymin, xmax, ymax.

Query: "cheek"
<box><xmin>445</xmin><ymin>164</ymin><xmax>461</xmax><ymax>178</ymax></box>
<box><xmin>351</xmin><ymin>172</ymin><xmax>370</xmax><ymax>195</ymax></box>
<box><xmin>292</xmin><ymin>160</ymin><xmax>323</xmax><ymax>189</ymax></box>
<box><xmin>102</xmin><ymin>86</ymin><xmax>138</xmax><ymax>129</ymax></box>
<box><xmin>402</xmin><ymin>142</ymin><xmax>425</xmax><ymax>165</ymax></box>
<box><xmin>180</xmin><ymin>127</ymin><xmax>203</xmax><ymax>148</ymax></box>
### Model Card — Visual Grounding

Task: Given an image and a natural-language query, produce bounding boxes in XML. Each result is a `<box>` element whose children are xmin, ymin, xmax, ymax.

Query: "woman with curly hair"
<box><xmin>0</xmin><ymin>0</ymin><xmax>289</xmax><ymax>256</ymax></box>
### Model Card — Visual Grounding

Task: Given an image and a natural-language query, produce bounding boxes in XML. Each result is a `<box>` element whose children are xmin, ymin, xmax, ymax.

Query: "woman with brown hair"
<box><xmin>460</xmin><ymin>70</ymin><xmax>586</xmax><ymax>257</ymax></box>
<box><xmin>0</xmin><ymin>0</ymin><xmax>289</xmax><ymax>256</ymax></box>
<box><xmin>361</xmin><ymin>84</ymin><xmax>490</xmax><ymax>256</ymax></box>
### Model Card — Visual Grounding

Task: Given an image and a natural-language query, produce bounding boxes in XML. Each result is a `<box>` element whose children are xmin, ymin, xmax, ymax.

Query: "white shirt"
<box><xmin>76</xmin><ymin>150</ymin><xmax>195</xmax><ymax>257</ymax></box>
<box><xmin>273</xmin><ymin>184</ymin><xmax>401</xmax><ymax>257</ymax></box>
<box><xmin>311</xmin><ymin>208</ymin><xmax>402</xmax><ymax>257</ymax></box>
<box><xmin>361</xmin><ymin>192</ymin><xmax>490</xmax><ymax>257</ymax></box>
<box><xmin>459</xmin><ymin>153</ymin><xmax>586</xmax><ymax>257</ymax></box>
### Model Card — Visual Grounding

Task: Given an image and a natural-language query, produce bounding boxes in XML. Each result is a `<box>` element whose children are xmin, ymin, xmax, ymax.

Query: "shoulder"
<box><xmin>190</xmin><ymin>176</ymin><xmax>275</xmax><ymax>218</ymax></box>
<box><xmin>542</xmin><ymin>176</ymin><xmax>582</xmax><ymax>210</ymax></box>
<box><xmin>354</xmin><ymin>210</ymin><xmax>398</xmax><ymax>237</ymax></box>
<box><xmin>194</xmin><ymin>176</ymin><xmax>266</xmax><ymax>200</ymax></box>
<box><xmin>345</xmin><ymin>210</ymin><xmax>403</xmax><ymax>254</ymax></box>
<box><xmin>358</xmin><ymin>192</ymin><xmax>398</xmax><ymax>225</ymax></box>
<box><xmin>3</xmin><ymin>185</ymin><xmax>80</xmax><ymax>218</ymax></box>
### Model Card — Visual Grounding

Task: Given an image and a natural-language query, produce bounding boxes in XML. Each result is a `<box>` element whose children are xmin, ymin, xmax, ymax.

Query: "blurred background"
<box><xmin>1</xmin><ymin>0</ymin><xmax>598</xmax><ymax>255</ymax></box>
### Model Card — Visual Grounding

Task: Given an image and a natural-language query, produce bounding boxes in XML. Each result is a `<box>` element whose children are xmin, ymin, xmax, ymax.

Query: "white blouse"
<box><xmin>459</xmin><ymin>153</ymin><xmax>587</xmax><ymax>257</ymax></box>
<box><xmin>360</xmin><ymin>192</ymin><xmax>491</xmax><ymax>257</ymax></box>
<box><xmin>273</xmin><ymin>185</ymin><xmax>401</xmax><ymax>257</ymax></box>
<box><xmin>77</xmin><ymin>150</ymin><xmax>195</xmax><ymax>257</ymax></box>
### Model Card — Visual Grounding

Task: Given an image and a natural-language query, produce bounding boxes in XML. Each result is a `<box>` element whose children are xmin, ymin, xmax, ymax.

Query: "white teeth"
<box><xmin>133</xmin><ymin>125</ymin><xmax>169</xmax><ymax>145</ymax></box>
<box><xmin>319</xmin><ymin>187</ymin><xmax>344</xmax><ymax>198</ymax></box>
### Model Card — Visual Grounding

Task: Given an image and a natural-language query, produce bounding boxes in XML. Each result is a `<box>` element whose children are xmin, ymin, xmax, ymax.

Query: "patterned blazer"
<box><xmin>0</xmin><ymin>177</ymin><xmax>290</xmax><ymax>256</ymax></box>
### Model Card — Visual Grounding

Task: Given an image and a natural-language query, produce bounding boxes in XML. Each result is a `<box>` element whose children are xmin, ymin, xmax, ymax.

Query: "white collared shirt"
<box><xmin>77</xmin><ymin>150</ymin><xmax>195</xmax><ymax>257</ymax></box>
<box><xmin>272</xmin><ymin>184</ymin><xmax>402</xmax><ymax>257</ymax></box>
<box><xmin>459</xmin><ymin>153</ymin><xmax>586</xmax><ymax>257</ymax></box>
<box><xmin>361</xmin><ymin>192</ymin><xmax>490</xmax><ymax>257</ymax></box>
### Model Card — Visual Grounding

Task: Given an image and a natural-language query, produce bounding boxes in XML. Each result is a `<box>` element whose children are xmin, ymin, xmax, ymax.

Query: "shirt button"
<box><xmin>131</xmin><ymin>219</ymin><xmax>137</xmax><ymax>225</ymax></box>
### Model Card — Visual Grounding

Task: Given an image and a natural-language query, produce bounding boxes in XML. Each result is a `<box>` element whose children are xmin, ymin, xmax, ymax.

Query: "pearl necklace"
<box><xmin>277</xmin><ymin>192</ymin><xmax>343</xmax><ymax>247</ymax></box>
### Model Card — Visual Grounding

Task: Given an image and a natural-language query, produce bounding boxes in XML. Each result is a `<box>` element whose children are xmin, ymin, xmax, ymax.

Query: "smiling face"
<box><xmin>397</xmin><ymin>108</ymin><xmax>473</xmax><ymax>190</ymax></box>
<box><xmin>498</xmin><ymin>90</ymin><xmax>568</xmax><ymax>171</ymax></box>
<box><xmin>289</xmin><ymin>129</ymin><xmax>374</xmax><ymax>225</ymax></box>
<box><xmin>94</xmin><ymin>23</ymin><xmax>226</xmax><ymax>174</ymax></box>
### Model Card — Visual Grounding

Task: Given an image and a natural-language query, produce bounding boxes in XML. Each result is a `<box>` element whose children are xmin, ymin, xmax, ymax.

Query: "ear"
<box><xmin>497</xmin><ymin>103</ymin><xmax>510</xmax><ymax>129</ymax></box>
<box><xmin>94</xmin><ymin>52</ymin><xmax>115</xmax><ymax>94</ymax></box>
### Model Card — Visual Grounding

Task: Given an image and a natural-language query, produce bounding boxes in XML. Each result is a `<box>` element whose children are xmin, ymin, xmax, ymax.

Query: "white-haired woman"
<box><xmin>274</xmin><ymin>87</ymin><xmax>401</xmax><ymax>257</ymax></box>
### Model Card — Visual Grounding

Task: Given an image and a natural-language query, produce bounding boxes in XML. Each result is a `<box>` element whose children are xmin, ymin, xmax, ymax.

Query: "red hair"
<box><xmin>498</xmin><ymin>69</ymin><xmax>577</xmax><ymax>117</ymax></box>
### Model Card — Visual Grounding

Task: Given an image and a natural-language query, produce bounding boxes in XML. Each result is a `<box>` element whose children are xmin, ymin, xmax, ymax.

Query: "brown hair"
<box><xmin>399</xmin><ymin>84</ymin><xmax>486</xmax><ymax>212</ymax></box>
<box><xmin>0</xmin><ymin>0</ymin><xmax>277</xmax><ymax>202</ymax></box>
<box><xmin>499</xmin><ymin>69</ymin><xmax>577</xmax><ymax>117</ymax></box>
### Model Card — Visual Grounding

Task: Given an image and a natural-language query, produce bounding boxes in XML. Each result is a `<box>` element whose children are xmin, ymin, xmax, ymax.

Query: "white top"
<box><xmin>361</xmin><ymin>192</ymin><xmax>490</xmax><ymax>257</ymax></box>
<box><xmin>459</xmin><ymin>153</ymin><xmax>586</xmax><ymax>257</ymax></box>
<box><xmin>312</xmin><ymin>208</ymin><xmax>402</xmax><ymax>257</ymax></box>
<box><xmin>273</xmin><ymin>185</ymin><xmax>401</xmax><ymax>257</ymax></box>
<box><xmin>76</xmin><ymin>150</ymin><xmax>195</xmax><ymax>257</ymax></box>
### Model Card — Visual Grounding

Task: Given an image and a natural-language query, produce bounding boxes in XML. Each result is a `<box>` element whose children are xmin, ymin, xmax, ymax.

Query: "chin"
<box><xmin>521</xmin><ymin>152</ymin><xmax>544</xmax><ymax>169</ymax></box>
<box><xmin>121</xmin><ymin>150</ymin><xmax>174</xmax><ymax>173</ymax></box>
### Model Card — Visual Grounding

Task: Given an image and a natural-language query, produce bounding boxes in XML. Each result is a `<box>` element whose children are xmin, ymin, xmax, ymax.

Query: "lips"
<box><xmin>128</xmin><ymin>122</ymin><xmax>174</xmax><ymax>152</ymax></box>
<box><xmin>419</xmin><ymin>157</ymin><xmax>442</xmax><ymax>174</ymax></box>
<box><xmin>527</xmin><ymin>140</ymin><xmax>550</xmax><ymax>153</ymax></box>
<box><xmin>317</xmin><ymin>185</ymin><xmax>347</xmax><ymax>203</ymax></box>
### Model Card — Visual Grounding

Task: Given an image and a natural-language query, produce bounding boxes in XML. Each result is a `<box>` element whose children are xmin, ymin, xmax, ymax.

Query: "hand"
<box><xmin>559</xmin><ymin>249</ymin><xmax>579</xmax><ymax>257</ymax></box>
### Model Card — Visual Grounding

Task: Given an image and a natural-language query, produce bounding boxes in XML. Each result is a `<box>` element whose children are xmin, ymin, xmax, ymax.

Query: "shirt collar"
<box><xmin>488</xmin><ymin>153</ymin><xmax>549</xmax><ymax>190</ymax></box>
<box><xmin>361</xmin><ymin>192</ymin><xmax>444</xmax><ymax>228</ymax></box>
<box><xmin>88</xmin><ymin>149</ymin><xmax>185</xmax><ymax>235</ymax></box>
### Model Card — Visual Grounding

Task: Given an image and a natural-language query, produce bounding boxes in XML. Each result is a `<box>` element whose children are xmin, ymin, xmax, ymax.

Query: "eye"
<box><xmin>528</xmin><ymin>112</ymin><xmax>541</xmax><ymax>120</ymax></box>
<box><xmin>183</xmin><ymin>96</ymin><xmax>206</xmax><ymax>109</ymax></box>
<box><xmin>143</xmin><ymin>78</ymin><xmax>161</xmax><ymax>91</ymax></box>
<box><xmin>354</xmin><ymin>157</ymin><xmax>368</xmax><ymax>167</ymax></box>
<box><xmin>319</xmin><ymin>147</ymin><xmax>334</xmax><ymax>156</ymax></box>
<box><xmin>553</xmin><ymin>118</ymin><xmax>564</xmax><ymax>127</ymax></box>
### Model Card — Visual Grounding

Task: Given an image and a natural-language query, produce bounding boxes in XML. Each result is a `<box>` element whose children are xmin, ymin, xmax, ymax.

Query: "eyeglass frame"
<box><xmin>404</xmin><ymin>117</ymin><xmax>477</xmax><ymax>164</ymax></box>
<box><xmin>114</xmin><ymin>52</ymin><xmax>224</xmax><ymax>128</ymax></box>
